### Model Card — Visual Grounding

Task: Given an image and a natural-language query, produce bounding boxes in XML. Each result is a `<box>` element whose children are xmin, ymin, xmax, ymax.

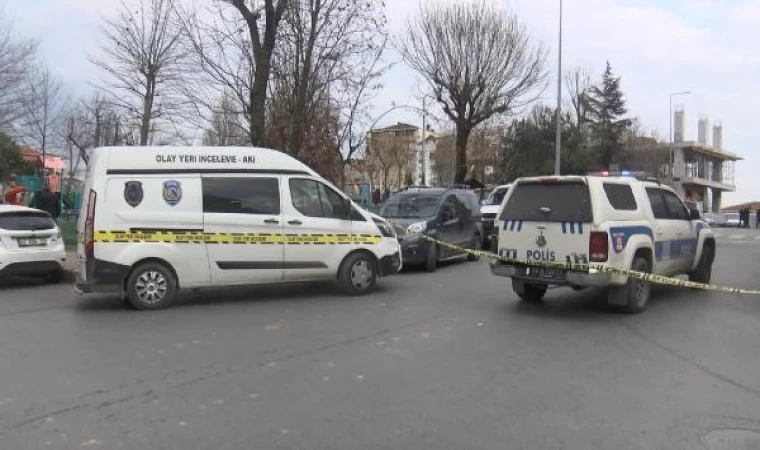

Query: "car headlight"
<box><xmin>407</xmin><ymin>221</ymin><xmax>427</xmax><ymax>234</ymax></box>
<box><xmin>373</xmin><ymin>218</ymin><xmax>395</xmax><ymax>238</ymax></box>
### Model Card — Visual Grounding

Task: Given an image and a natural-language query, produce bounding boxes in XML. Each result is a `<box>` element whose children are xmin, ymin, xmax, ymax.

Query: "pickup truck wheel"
<box><xmin>688</xmin><ymin>244</ymin><xmax>714</xmax><ymax>284</ymax></box>
<box><xmin>610</xmin><ymin>256</ymin><xmax>651</xmax><ymax>314</ymax></box>
<box><xmin>512</xmin><ymin>279</ymin><xmax>546</xmax><ymax>303</ymax></box>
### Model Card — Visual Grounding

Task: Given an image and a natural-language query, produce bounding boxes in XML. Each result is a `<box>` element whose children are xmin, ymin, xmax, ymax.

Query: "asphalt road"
<box><xmin>1</xmin><ymin>231</ymin><xmax>760</xmax><ymax>449</ymax></box>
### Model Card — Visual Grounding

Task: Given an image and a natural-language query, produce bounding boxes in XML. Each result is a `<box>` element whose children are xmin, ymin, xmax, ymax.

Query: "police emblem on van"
<box><xmin>124</xmin><ymin>181</ymin><xmax>143</xmax><ymax>207</ymax></box>
<box><xmin>536</xmin><ymin>230</ymin><xmax>547</xmax><ymax>247</ymax></box>
<box><xmin>163</xmin><ymin>180</ymin><xmax>182</xmax><ymax>206</ymax></box>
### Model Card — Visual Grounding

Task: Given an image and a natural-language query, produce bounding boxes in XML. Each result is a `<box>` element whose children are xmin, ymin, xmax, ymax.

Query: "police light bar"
<box><xmin>587</xmin><ymin>171</ymin><xmax>657</xmax><ymax>181</ymax></box>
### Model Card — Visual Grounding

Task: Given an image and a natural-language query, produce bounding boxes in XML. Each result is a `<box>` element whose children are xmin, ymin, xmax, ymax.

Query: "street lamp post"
<box><xmin>669</xmin><ymin>90</ymin><xmax>691</xmax><ymax>184</ymax></box>
<box><xmin>554</xmin><ymin>0</ymin><xmax>563</xmax><ymax>176</ymax></box>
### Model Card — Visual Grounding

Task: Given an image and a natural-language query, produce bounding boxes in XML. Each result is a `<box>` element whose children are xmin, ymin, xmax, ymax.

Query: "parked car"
<box><xmin>0</xmin><ymin>205</ymin><xmax>67</xmax><ymax>282</ymax></box>
<box><xmin>703</xmin><ymin>212</ymin><xmax>726</xmax><ymax>227</ymax></box>
<box><xmin>381</xmin><ymin>187</ymin><xmax>483</xmax><ymax>272</ymax></box>
<box><xmin>723</xmin><ymin>212</ymin><xmax>741</xmax><ymax>227</ymax></box>
<box><xmin>480</xmin><ymin>184</ymin><xmax>511</xmax><ymax>249</ymax></box>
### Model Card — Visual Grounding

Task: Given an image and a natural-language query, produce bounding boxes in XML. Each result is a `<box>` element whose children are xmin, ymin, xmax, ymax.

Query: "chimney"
<box><xmin>712</xmin><ymin>122</ymin><xmax>723</xmax><ymax>150</ymax></box>
<box><xmin>698</xmin><ymin>115</ymin><xmax>709</xmax><ymax>145</ymax></box>
<box><xmin>674</xmin><ymin>108</ymin><xmax>685</xmax><ymax>143</ymax></box>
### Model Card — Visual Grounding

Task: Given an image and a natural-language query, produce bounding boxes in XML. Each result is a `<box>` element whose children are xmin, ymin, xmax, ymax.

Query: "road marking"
<box><xmin>729</xmin><ymin>234</ymin><xmax>745</xmax><ymax>239</ymax></box>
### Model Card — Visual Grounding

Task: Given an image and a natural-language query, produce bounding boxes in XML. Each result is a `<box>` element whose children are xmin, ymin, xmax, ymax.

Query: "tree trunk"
<box><xmin>140</xmin><ymin>79</ymin><xmax>155</xmax><ymax>146</ymax></box>
<box><xmin>455</xmin><ymin>124</ymin><xmax>471</xmax><ymax>184</ymax></box>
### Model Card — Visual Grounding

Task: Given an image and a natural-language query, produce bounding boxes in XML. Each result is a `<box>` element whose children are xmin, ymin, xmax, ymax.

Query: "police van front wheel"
<box><xmin>126</xmin><ymin>263</ymin><xmax>178</xmax><ymax>310</ymax></box>
<box><xmin>338</xmin><ymin>253</ymin><xmax>377</xmax><ymax>296</ymax></box>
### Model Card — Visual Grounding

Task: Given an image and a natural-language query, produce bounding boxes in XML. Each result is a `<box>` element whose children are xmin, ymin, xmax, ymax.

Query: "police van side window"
<box><xmin>290</xmin><ymin>179</ymin><xmax>349</xmax><ymax>219</ymax></box>
<box><xmin>645</xmin><ymin>188</ymin><xmax>668</xmax><ymax>219</ymax></box>
<box><xmin>603</xmin><ymin>183</ymin><xmax>637</xmax><ymax>210</ymax></box>
<box><xmin>202</xmin><ymin>177</ymin><xmax>280</xmax><ymax>215</ymax></box>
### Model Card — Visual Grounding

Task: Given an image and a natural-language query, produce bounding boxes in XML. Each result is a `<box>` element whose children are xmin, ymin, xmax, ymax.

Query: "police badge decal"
<box><xmin>124</xmin><ymin>181</ymin><xmax>144</xmax><ymax>207</ymax></box>
<box><xmin>163</xmin><ymin>180</ymin><xmax>182</xmax><ymax>206</ymax></box>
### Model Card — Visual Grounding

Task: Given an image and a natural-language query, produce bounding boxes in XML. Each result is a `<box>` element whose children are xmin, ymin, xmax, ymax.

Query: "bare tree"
<box><xmin>66</xmin><ymin>94</ymin><xmax>137</xmax><ymax>169</ymax></box>
<box><xmin>268</xmin><ymin>0</ymin><xmax>388</xmax><ymax>180</ymax></box>
<box><xmin>176</xmin><ymin>0</ymin><xmax>289</xmax><ymax>146</ymax></box>
<box><xmin>565</xmin><ymin>66</ymin><xmax>592</xmax><ymax>138</ymax></box>
<box><xmin>202</xmin><ymin>90</ymin><xmax>248</xmax><ymax>145</ymax></box>
<box><xmin>0</xmin><ymin>15</ymin><xmax>38</xmax><ymax>132</ymax></box>
<box><xmin>19</xmin><ymin>66</ymin><xmax>68</xmax><ymax>166</ymax></box>
<box><xmin>367</xmin><ymin>131</ymin><xmax>414</xmax><ymax>191</ymax></box>
<box><xmin>92</xmin><ymin>0</ymin><xmax>187</xmax><ymax>146</ymax></box>
<box><xmin>399</xmin><ymin>1</ymin><xmax>547</xmax><ymax>184</ymax></box>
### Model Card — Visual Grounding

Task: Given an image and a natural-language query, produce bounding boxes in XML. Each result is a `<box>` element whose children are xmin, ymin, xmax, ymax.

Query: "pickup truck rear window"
<box><xmin>0</xmin><ymin>211</ymin><xmax>56</xmax><ymax>231</ymax></box>
<box><xmin>500</xmin><ymin>182</ymin><xmax>592</xmax><ymax>222</ymax></box>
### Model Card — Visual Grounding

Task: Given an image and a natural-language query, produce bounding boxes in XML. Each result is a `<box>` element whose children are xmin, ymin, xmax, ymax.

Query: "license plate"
<box><xmin>18</xmin><ymin>238</ymin><xmax>46</xmax><ymax>247</ymax></box>
<box><xmin>525</xmin><ymin>267</ymin><xmax>565</xmax><ymax>279</ymax></box>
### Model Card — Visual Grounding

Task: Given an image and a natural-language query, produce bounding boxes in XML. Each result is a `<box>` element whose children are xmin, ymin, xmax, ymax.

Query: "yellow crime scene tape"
<box><xmin>388</xmin><ymin>221</ymin><xmax>760</xmax><ymax>296</ymax></box>
<box><xmin>93</xmin><ymin>230</ymin><xmax>382</xmax><ymax>246</ymax></box>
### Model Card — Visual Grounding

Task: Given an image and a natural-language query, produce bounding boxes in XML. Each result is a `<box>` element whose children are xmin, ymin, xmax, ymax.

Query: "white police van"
<box><xmin>75</xmin><ymin>146</ymin><xmax>401</xmax><ymax>309</ymax></box>
<box><xmin>490</xmin><ymin>173</ymin><xmax>715</xmax><ymax>313</ymax></box>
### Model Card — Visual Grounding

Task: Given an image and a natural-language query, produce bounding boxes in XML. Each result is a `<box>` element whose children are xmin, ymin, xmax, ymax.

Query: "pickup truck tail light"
<box><xmin>589</xmin><ymin>231</ymin><xmax>608</xmax><ymax>262</ymax></box>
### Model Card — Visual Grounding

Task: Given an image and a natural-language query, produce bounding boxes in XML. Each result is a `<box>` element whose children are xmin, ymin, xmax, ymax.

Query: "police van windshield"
<box><xmin>501</xmin><ymin>181</ymin><xmax>592</xmax><ymax>222</ymax></box>
<box><xmin>381</xmin><ymin>193</ymin><xmax>442</xmax><ymax>219</ymax></box>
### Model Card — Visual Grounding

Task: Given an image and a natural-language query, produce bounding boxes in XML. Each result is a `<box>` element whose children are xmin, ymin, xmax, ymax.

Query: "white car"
<box><xmin>490</xmin><ymin>174</ymin><xmax>715</xmax><ymax>313</ymax></box>
<box><xmin>0</xmin><ymin>205</ymin><xmax>66</xmax><ymax>282</ymax></box>
<box><xmin>480</xmin><ymin>184</ymin><xmax>511</xmax><ymax>249</ymax></box>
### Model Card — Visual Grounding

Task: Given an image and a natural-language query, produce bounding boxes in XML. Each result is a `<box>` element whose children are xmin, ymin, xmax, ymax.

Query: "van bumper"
<box><xmin>74</xmin><ymin>258</ymin><xmax>129</xmax><ymax>295</ymax></box>
<box><xmin>379</xmin><ymin>252</ymin><xmax>402</xmax><ymax>277</ymax></box>
<box><xmin>489</xmin><ymin>261</ymin><xmax>611</xmax><ymax>287</ymax></box>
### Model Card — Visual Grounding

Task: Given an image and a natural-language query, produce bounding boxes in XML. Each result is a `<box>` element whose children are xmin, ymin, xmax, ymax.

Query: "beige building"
<box><xmin>664</xmin><ymin>111</ymin><xmax>741</xmax><ymax>213</ymax></box>
<box><xmin>365</xmin><ymin>122</ymin><xmax>437</xmax><ymax>189</ymax></box>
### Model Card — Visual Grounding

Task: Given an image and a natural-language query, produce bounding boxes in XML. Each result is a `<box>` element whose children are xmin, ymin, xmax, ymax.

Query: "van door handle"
<box><xmin>264</xmin><ymin>218</ymin><xmax>279</xmax><ymax>224</ymax></box>
<box><xmin>288</xmin><ymin>220</ymin><xmax>303</xmax><ymax>226</ymax></box>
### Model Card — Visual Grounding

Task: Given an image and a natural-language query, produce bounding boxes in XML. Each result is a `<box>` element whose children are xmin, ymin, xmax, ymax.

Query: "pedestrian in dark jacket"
<box><xmin>33</xmin><ymin>187</ymin><xmax>59</xmax><ymax>220</ymax></box>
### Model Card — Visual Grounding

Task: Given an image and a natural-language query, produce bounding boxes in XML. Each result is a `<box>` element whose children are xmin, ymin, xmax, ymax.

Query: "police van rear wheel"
<box><xmin>338</xmin><ymin>253</ymin><xmax>377</xmax><ymax>296</ymax></box>
<box><xmin>126</xmin><ymin>263</ymin><xmax>177</xmax><ymax>310</ymax></box>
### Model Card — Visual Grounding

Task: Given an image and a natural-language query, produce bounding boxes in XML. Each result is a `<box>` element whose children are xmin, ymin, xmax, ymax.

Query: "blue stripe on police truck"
<box><xmin>560</xmin><ymin>222</ymin><xmax>585</xmax><ymax>235</ymax></box>
<box><xmin>503</xmin><ymin>220</ymin><xmax>523</xmax><ymax>232</ymax></box>
<box><xmin>655</xmin><ymin>238</ymin><xmax>697</xmax><ymax>261</ymax></box>
<box><xmin>609</xmin><ymin>226</ymin><xmax>654</xmax><ymax>254</ymax></box>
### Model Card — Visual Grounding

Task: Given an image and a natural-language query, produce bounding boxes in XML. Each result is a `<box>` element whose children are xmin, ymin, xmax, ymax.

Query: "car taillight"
<box><xmin>589</xmin><ymin>231</ymin><xmax>608</xmax><ymax>262</ymax></box>
<box><xmin>84</xmin><ymin>189</ymin><xmax>97</xmax><ymax>258</ymax></box>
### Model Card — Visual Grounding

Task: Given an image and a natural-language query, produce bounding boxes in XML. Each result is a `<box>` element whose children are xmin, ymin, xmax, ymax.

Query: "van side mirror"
<box><xmin>689</xmin><ymin>208</ymin><xmax>701</xmax><ymax>220</ymax></box>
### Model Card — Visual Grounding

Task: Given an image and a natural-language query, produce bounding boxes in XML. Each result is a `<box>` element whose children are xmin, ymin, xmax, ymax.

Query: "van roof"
<box><xmin>98</xmin><ymin>146</ymin><xmax>318</xmax><ymax>177</ymax></box>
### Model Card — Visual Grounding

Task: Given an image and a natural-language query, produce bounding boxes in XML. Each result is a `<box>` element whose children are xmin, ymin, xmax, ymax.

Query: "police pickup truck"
<box><xmin>490</xmin><ymin>174</ymin><xmax>715</xmax><ymax>313</ymax></box>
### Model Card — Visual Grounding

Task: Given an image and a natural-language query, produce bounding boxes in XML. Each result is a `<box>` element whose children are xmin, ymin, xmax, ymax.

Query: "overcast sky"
<box><xmin>5</xmin><ymin>0</ymin><xmax>759</xmax><ymax>204</ymax></box>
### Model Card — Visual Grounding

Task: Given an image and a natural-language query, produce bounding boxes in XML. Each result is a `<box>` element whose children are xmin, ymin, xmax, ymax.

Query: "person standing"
<box><xmin>33</xmin><ymin>187</ymin><xmax>59</xmax><ymax>220</ymax></box>
<box><xmin>755</xmin><ymin>208</ymin><xmax>760</xmax><ymax>229</ymax></box>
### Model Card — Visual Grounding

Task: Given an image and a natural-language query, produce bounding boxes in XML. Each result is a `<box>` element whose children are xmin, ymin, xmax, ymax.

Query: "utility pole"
<box><xmin>554</xmin><ymin>0</ymin><xmax>563</xmax><ymax>176</ymax></box>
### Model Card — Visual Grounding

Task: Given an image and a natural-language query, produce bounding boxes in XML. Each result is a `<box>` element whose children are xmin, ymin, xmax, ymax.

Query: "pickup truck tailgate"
<box><xmin>498</xmin><ymin>180</ymin><xmax>593</xmax><ymax>266</ymax></box>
